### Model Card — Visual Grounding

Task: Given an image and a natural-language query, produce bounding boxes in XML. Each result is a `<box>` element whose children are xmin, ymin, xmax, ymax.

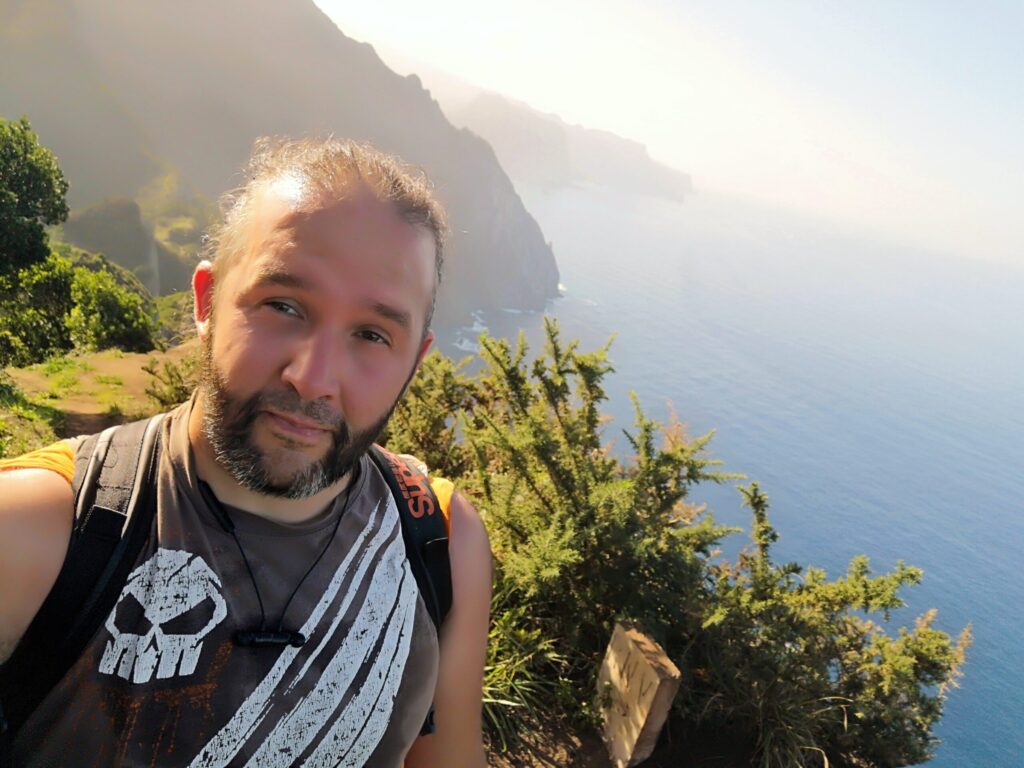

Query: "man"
<box><xmin>0</xmin><ymin>138</ymin><xmax>492</xmax><ymax>766</ymax></box>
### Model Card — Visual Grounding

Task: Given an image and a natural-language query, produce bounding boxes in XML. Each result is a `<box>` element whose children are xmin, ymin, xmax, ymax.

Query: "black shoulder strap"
<box><xmin>367</xmin><ymin>445</ymin><xmax>452</xmax><ymax>635</ymax></box>
<box><xmin>0</xmin><ymin>414</ymin><xmax>164</xmax><ymax>744</ymax></box>
<box><xmin>368</xmin><ymin>446</ymin><xmax>452</xmax><ymax>738</ymax></box>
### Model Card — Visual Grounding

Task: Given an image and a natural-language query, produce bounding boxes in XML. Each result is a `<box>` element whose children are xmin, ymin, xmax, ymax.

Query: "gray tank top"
<box><xmin>14</xmin><ymin>399</ymin><xmax>439</xmax><ymax>767</ymax></box>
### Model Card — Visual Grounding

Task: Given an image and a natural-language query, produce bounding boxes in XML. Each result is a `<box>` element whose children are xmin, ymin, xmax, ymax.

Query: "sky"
<box><xmin>314</xmin><ymin>0</ymin><xmax>1023</xmax><ymax>266</ymax></box>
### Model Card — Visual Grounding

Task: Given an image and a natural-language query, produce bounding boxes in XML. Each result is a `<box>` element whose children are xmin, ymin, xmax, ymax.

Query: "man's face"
<box><xmin>195</xmin><ymin>182</ymin><xmax>436</xmax><ymax>498</ymax></box>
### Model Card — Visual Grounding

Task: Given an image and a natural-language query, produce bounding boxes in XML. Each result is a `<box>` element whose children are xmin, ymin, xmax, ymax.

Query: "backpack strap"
<box><xmin>367</xmin><ymin>446</ymin><xmax>452</xmax><ymax>737</ymax></box>
<box><xmin>368</xmin><ymin>446</ymin><xmax>452</xmax><ymax>633</ymax></box>
<box><xmin>0</xmin><ymin>414</ymin><xmax>164</xmax><ymax>743</ymax></box>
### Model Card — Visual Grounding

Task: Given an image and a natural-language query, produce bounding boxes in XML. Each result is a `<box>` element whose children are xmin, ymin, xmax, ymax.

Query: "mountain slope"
<box><xmin>0</xmin><ymin>0</ymin><xmax>558</xmax><ymax>324</ymax></box>
<box><xmin>0</xmin><ymin>0</ymin><xmax>159</xmax><ymax>205</ymax></box>
<box><xmin>453</xmin><ymin>92</ymin><xmax>694</xmax><ymax>201</ymax></box>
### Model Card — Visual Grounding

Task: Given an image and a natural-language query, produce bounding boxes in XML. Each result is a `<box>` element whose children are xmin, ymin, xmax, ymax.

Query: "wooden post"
<box><xmin>597</xmin><ymin>622</ymin><xmax>681</xmax><ymax>767</ymax></box>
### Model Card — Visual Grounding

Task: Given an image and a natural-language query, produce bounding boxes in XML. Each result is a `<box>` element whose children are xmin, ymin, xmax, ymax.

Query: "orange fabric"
<box><xmin>0</xmin><ymin>440</ymin><xmax>455</xmax><ymax>531</ymax></box>
<box><xmin>0</xmin><ymin>440</ymin><xmax>75</xmax><ymax>483</ymax></box>
<box><xmin>429</xmin><ymin>476</ymin><xmax>455</xmax><ymax>534</ymax></box>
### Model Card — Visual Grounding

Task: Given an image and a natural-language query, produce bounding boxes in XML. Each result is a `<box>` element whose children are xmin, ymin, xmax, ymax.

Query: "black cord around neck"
<box><xmin>198</xmin><ymin>471</ymin><xmax>356</xmax><ymax>648</ymax></box>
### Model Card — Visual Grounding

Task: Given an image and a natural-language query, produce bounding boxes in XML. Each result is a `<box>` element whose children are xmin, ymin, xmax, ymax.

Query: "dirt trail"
<box><xmin>8</xmin><ymin>340</ymin><xmax>198</xmax><ymax>438</ymax></box>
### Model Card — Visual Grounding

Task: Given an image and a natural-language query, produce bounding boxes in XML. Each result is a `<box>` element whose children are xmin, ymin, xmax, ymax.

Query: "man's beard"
<box><xmin>199</xmin><ymin>336</ymin><xmax>397</xmax><ymax>499</ymax></box>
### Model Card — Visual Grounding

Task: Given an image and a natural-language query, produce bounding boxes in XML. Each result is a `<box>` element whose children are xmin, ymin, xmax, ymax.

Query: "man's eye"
<box><xmin>357</xmin><ymin>329</ymin><xmax>390</xmax><ymax>346</ymax></box>
<box><xmin>266</xmin><ymin>300</ymin><xmax>300</xmax><ymax>318</ymax></box>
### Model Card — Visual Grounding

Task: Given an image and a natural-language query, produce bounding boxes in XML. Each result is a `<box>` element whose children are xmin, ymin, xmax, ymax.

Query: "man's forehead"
<box><xmin>242</xmin><ymin>179</ymin><xmax>308</xmax><ymax>254</ymax></box>
<box><xmin>222</xmin><ymin>179</ymin><xmax>436</xmax><ymax>326</ymax></box>
<box><xmin>244</xmin><ymin>178</ymin><xmax>413</xmax><ymax>251</ymax></box>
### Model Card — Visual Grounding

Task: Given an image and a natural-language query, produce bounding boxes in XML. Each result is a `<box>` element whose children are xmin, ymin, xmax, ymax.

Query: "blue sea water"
<box><xmin>440</xmin><ymin>185</ymin><xmax>1024</xmax><ymax>767</ymax></box>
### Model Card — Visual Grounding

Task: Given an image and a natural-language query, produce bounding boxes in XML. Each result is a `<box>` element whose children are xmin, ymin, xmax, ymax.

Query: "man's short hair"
<box><xmin>205</xmin><ymin>137</ymin><xmax>447</xmax><ymax>328</ymax></box>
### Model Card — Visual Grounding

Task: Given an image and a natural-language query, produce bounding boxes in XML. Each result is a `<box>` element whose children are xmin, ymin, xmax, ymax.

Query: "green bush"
<box><xmin>0</xmin><ymin>370</ymin><xmax>62</xmax><ymax>457</ymax></box>
<box><xmin>142</xmin><ymin>354</ymin><xmax>199</xmax><ymax>408</ymax></box>
<box><xmin>0</xmin><ymin>116</ymin><xmax>69</xmax><ymax>273</ymax></box>
<box><xmin>0</xmin><ymin>246</ymin><xmax>161</xmax><ymax>366</ymax></box>
<box><xmin>52</xmin><ymin>242</ymin><xmax>155</xmax><ymax>310</ymax></box>
<box><xmin>0</xmin><ymin>329</ymin><xmax>30</xmax><ymax>369</ymax></box>
<box><xmin>388</xmin><ymin>318</ymin><xmax>970</xmax><ymax>767</ymax></box>
<box><xmin>693</xmin><ymin>483</ymin><xmax>971</xmax><ymax>767</ymax></box>
<box><xmin>0</xmin><ymin>252</ymin><xmax>75</xmax><ymax>366</ymax></box>
<box><xmin>67</xmin><ymin>266</ymin><xmax>156</xmax><ymax>352</ymax></box>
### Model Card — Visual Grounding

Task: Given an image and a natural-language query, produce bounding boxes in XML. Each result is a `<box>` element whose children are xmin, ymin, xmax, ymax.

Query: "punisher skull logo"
<box><xmin>99</xmin><ymin>548</ymin><xmax>228</xmax><ymax>684</ymax></box>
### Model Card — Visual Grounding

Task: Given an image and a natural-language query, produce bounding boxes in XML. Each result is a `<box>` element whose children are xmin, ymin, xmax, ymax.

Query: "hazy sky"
<box><xmin>315</xmin><ymin>1</ymin><xmax>1022</xmax><ymax>265</ymax></box>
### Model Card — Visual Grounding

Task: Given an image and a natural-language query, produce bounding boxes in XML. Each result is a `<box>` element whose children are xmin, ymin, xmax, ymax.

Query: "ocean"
<box><xmin>438</xmin><ymin>184</ymin><xmax>1024</xmax><ymax>766</ymax></box>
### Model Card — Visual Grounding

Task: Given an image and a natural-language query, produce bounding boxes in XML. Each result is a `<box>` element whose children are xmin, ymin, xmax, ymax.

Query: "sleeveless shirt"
<box><xmin>11</xmin><ymin>398</ymin><xmax>440</xmax><ymax>767</ymax></box>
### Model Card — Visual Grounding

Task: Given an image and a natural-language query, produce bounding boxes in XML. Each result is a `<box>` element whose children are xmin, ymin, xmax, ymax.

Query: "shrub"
<box><xmin>142</xmin><ymin>354</ymin><xmax>199</xmax><ymax>408</ymax></box>
<box><xmin>692</xmin><ymin>483</ymin><xmax>971</xmax><ymax>767</ymax></box>
<box><xmin>0</xmin><ymin>116</ymin><xmax>69</xmax><ymax>272</ymax></box>
<box><xmin>67</xmin><ymin>266</ymin><xmax>156</xmax><ymax>352</ymax></box>
<box><xmin>0</xmin><ymin>329</ymin><xmax>30</xmax><ymax>369</ymax></box>
<box><xmin>0</xmin><ymin>252</ymin><xmax>75</xmax><ymax>365</ymax></box>
<box><xmin>388</xmin><ymin>318</ymin><xmax>970</xmax><ymax>766</ymax></box>
<box><xmin>0</xmin><ymin>370</ymin><xmax>62</xmax><ymax>456</ymax></box>
<box><xmin>380</xmin><ymin>350</ymin><xmax>477</xmax><ymax>479</ymax></box>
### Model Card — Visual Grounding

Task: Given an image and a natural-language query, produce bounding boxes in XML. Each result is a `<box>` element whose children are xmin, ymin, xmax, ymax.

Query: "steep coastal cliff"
<box><xmin>0</xmin><ymin>0</ymin><xmax>559</xmax><ymax>325</ymax></box>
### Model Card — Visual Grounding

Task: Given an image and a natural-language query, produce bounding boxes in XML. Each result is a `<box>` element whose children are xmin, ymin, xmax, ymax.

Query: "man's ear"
<box><xmin>193</xmin><ymin>260</ymin><xmax>215</xmax><ymax>340</ymax></box>
<box><xmin>415</xmin><ymin>329</ymin><xmax>434</xmax><ymax>369</ymax></box>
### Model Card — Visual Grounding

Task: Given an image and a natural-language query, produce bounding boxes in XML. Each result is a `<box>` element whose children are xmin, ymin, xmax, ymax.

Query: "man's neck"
<box><xmin>187</xmin><ymin>392</ymin><xmax>353</xmax><ymax>525</ymax></box>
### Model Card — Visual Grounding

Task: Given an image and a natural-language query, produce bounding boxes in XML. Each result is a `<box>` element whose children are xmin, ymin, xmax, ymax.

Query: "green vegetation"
<box><xmin>0</xmin><ymin>252</ymin><xmax>76</xmax><ymax>366</ymax></box>
<box><xmin>1</xmin><ymin>118</ymin><xmax>158</xmax><ymax>367</ymax></box>
<box><xmin>155</xmin><ymin>291</ymin><xmax>197</xmax><ymax>346</ymax></box>
<box><xmin>0</xmin><ymin>116</ymin><xmax>69</xmax><ymax>273</ymax></box>
<box><xmin>67</xmin><ymin>266</ymin><xmax>156</xmax><ymax>352</ymax></box>
<box><xmin>1</xmin><ymin>113</ymin><xmax>969</xmax><ymax>767</ymax></box>
<box><xmin>0</xmin><ymin>247</ymin><xmax>158</xmax><ymax>367</ymax></box>
<box><xmin>39</xmin><ymin>354</ymin><xmax>93</xmax><ymax>377</ymax></box>
<box><xmin>138</xmin><ymin>166</ymin><xmax>215</xmax><ymax>293</ymax></box>
<box><xmin>386</xmin><ymin>319</ymin><xmax>971</xmax><ymax>767</ymax></box>
<box><xmin>52</xmin><ymin>242</ymin><xmax>155</xmax><ymax>307</ymax></box>
<box><xmin>0</xmin><ymin>370</ymin><xmax>62</xmax><ymax>459</ymax></box>
<box><xmin>142</xmin><ymin>354</ymin><xmax>199</xmax><ymax>409</ymax></box>
<box><xmin>60</xmin><ymin>190</ymin><xmax>201</xmax><ymax>296</ymax></box>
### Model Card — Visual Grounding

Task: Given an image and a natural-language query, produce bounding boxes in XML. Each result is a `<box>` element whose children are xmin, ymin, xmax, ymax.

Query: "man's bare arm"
<box><xmin>0</xmin><ymin>469</ymin><xmax>74</xmax><ymax>663</ymax></box>
<box><xmin>404</xmin><ymin>492</ymin><xmax>492</xmax><ymax>768</ymax></box>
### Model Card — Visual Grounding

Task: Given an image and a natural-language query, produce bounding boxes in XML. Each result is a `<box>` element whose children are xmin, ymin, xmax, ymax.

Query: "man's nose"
<box><xmin>280</xmin><ymin>331</ymin><xmax>344</xmax><ymax>404</ymax></box>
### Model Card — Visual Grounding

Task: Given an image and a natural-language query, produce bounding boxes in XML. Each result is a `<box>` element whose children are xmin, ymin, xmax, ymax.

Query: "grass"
<box><xmin>27</xmin><ymin>353</ymin><xmax>124</xmax><ymax>400</ymax></box>
<box><xmin>0</xmin><ymin>372</ymin><xmax>64</xmax><ymax>458</ymax></box>
<box><xmin>3</xmin><ymin>342</ymin><xmax>195</xmax><ymax>446</ymax></box>
<box><xmin>38</xmin><ymin>354</ymin><xmax>94</xmax><ymax>377</ymax></box>
<box><xmin>97</xmin><ymin>389</ymin><xmax>147</xmax><ymax>422</ymax></box>
<box><xmin>49</xmin><ymin>371</ymin><xmax>80</xmax><ymax>396</ymax></box>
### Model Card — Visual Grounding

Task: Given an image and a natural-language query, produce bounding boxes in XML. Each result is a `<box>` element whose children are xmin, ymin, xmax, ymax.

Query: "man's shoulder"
<box><xmin>0</xmin><ymin>450</ymin><xmax>76</xmax><ymax>663</ymax></box>
<box><xmin>0</xmin><ymin>439</ymin><xmax>78</xmax><ymax>544</ymax></box>
<box><xmin>0</xmin><ymin>439</ymin><xmax>78</xmax><ymax>484</ymax></box>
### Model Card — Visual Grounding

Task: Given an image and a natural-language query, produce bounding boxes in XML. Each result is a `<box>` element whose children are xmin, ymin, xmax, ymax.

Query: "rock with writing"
<box><xmin>597</xmin><ymin>623</ymin><xmax>681</xmax><ymax>767</ymax></box>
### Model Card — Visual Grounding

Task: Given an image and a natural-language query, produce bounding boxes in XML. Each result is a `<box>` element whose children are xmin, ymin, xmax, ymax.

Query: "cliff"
<box><xmin>450</xmin><ymin>92</ymin><xmax>693</xmax><ymax>200</ymax></box>
<box><xmin>0</xmin><ymin>0</ymin><xmax>559</xmax><ymax>324</ymax></box>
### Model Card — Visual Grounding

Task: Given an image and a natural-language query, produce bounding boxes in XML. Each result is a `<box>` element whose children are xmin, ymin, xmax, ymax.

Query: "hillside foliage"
<box><xmin>0</xmin><ymin>120</ymin><xmax>158</xmax><ymax>367</ymax></box>
<box><xmin>385</xmin><ymin>319</ymin><xmax>971</xmax><ymax>767</ymax></box>
<box><xmin>1</xmin><ymin>116</ymin><xmax>970</xmax><ymax>767</ymax></box>
<box><xmin>0</xmin><ymin>116</ymin><xmax>68</xmax><ymax>273</ymax></box>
